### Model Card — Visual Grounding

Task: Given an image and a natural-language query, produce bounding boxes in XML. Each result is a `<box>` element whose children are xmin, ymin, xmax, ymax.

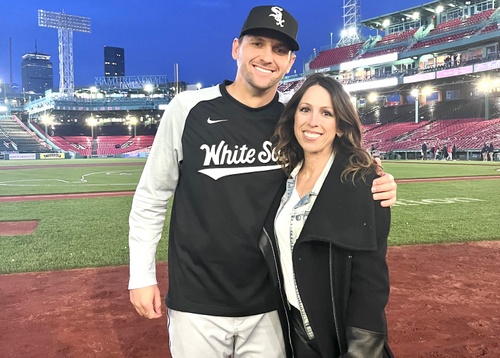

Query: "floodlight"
<box><xmin>422</xmin><ymin>86</ymin><xmax>433</xmax><ymax>97</ymax></box>
<box><xmin>38</xmin><ymin>10</ymin><xmax>91</xmax><ymax>95</ymax></box>
<box><xmin>368</xmin><ymin>92</ymin><xmax>378</xmax><ymax>103</ymax></box>
<box><xmin>144</xmin><ymin>84</ymin><xmax>154</xmax><ymax>93</ymax></box>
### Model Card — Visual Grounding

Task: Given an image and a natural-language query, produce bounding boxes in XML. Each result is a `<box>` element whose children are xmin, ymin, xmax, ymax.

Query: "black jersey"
<box><xmin>129</xmin><ymin>81</ymin><xmax>287</xmax><ymax>316</ymax></box>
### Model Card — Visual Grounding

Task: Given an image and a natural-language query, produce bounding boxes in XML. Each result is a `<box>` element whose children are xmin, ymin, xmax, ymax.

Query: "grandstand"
<box><xmin>0</xmin><ymin>115</ymin><xmax>54</xmax><ymax>153</ymax></box>
<box><xmin>284</xmin><ymin>0</ymin><xmax>500</xmax><ymax>160</ymax></box>
<box><xmin>1</xmin><ymin>0</ymin><xmax>499</xmax><ymax>161</ymax></box>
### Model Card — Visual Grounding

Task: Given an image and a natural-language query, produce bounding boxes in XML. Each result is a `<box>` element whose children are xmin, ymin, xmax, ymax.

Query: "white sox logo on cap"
<box><xmin>269</xmin><ymin>6</ymin><xmax>285</xmax><ymax>27</ymax></box>
<box><xmin>239</xmin><ymin>5</ymin><xmax>300</xmax><ymax>51</ymax></box>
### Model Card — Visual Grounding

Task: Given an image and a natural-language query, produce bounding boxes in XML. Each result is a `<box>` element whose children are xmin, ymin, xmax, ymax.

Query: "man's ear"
<box><xmin>286</xmin><ymin>53</ymin><xmax>296</xmax><ymax>74</ymax></box>
<box><xmin>231</xmin><ymin>38</ymin><xmax>240</xmax><ymax>60</ymax></box>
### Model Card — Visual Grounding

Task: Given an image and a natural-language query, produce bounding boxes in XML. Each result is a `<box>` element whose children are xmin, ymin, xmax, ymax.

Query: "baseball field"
<box><xmin>0</xmin><ymin>158</ymin><xmax>499</xmax><ymax>357</ymax></box>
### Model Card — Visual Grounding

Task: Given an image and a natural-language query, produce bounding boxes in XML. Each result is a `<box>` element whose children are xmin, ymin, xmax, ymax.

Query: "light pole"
<box><xmin>87</xmin><ymin>115</ymin><xmax>96</xmax><ymax>139</ymax></box>
<box><xmin>41</xmin><ymin>114</ymin><xmax>52</xmax><ymax>142</ymax></box>
<box><xmin>485</xmin><ymin>92</ymin><xmax>490</xmax><ymax>121</ymax></box>
<box><xmin>411</xmin><ymin>88</ymin><xmax>419</xmax><ymax>123</ymax></box>
<box><xmin>478</xmin><ymin>79</ymin><xmax>492</xmax><ymax>120</ymax></box>
<box><xmin>129</xmin><ymin>116</ymin><xmax>137</xmax><ymax>137</ymax></box>
<box><xmin>330</xmin><ymin>32</ymin><xmax>333</xmax><ymax>49</ymax></box>
<box><xmin>41</xmin><ymin>115</ymin><xmax>47</xmax><ymax>133</ymax></box>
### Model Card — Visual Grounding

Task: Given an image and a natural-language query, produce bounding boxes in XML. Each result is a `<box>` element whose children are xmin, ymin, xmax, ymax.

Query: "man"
<box><xmin>128</xmin><ymin>5</ymin><xmax>397</xmax><ymax>357</ymax></box>
<box><xmin>488</xmin><ymin>143</ymin><xmax>494</xmax><ymax>161</ymax></box>
<box><xmin>482</xmin><ymin>143</ymin><xmax>488</xmax><ymax>161</ymax></box>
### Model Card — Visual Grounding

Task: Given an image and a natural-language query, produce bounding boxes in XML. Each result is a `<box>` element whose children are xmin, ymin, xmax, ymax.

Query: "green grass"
<box><xmin>0</xmin><ymin>197</ymin><xmax>171</xmax><ymax>273</ymax></box>
<box><xmin>0</xmin><ymin>158</ymin><xmax>146</xmax><ymax>168</ymax></box>
<box><xmin>0</xmin><ymin>158</ymin><xmax>146</xmax><ymax>195</ymax></box>
<box><xmin>0</xmin><ymin>158</ymin><xmax>499</xmax><ymax>273</ymax></box>
<box><xmin>389</xmin><ymin>179</ymin><xmax>500</xmax><ymax>245</ymax></box>
<box><xmin>383</xmin><ymin>160</ymin><xmax>500</xmax><ymax>179</ymax></box>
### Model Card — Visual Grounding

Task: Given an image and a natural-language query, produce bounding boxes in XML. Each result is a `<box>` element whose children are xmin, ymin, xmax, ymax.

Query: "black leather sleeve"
<box><xmin>340</xmin><ymin>326</ymin><xmax>385</xmax><ymax>358</ymax></box>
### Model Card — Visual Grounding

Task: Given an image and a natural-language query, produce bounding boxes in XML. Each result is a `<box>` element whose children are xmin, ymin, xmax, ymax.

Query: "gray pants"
<box><xmin>168</xmin><ymin>308</ymin><xmax>286</xmax><ymax>357</ymax></box>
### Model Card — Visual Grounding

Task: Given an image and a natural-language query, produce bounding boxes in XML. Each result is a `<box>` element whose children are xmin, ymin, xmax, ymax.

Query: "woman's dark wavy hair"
<box><xmin>272</xmin><ymin>73</ymin><xmax>378</xmax><ymax>182</ymax></box>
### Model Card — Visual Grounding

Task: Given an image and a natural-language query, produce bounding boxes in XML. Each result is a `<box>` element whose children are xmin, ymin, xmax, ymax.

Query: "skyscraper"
<box><xmin>104</xmin><ymin>46</ymin><xmax>125</xmax><ymax>77</ymax></box>
<box><xmin>21</xmin><ymin>52</ymin><xmax>53</xmax><ymax>94</ymax></box>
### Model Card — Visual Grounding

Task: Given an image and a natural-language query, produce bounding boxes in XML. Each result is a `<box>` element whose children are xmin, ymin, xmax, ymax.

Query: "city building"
<box><xmin>21</xmin><ymin>52</ymin><xmax>53</xmax><ymax>95</ymax></box>
<box><xmin>104</xmin><ymin>46</ymin><xmax>125</xmax><ymax>77</ymax></box>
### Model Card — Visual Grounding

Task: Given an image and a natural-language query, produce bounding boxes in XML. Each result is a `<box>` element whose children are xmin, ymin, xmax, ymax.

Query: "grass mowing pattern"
<box><xmin>0</xmin><ymin>159</ymin><xmax>498</xmax><ymax>273</ymax></box>
<box><xmin>0</xmin><ymin>197</ymin><xmax>170</xmax><ymax>273</ymax></box>
<box><xmin>0</xmin><ymin>160</ymin><xmax>145</xmax><ymax>196</ymax></box>
<box><xmin>383</xmin><ymin>160</ymin><xmax>500</xmax><ymax>179</ymax></box>
<box><xmin>390</xmin><ymin>180</ymin><xmax>500</xmax><ymax>246</ymax></box>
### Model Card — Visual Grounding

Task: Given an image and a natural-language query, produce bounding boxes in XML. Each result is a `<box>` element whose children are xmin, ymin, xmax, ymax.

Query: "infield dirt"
<box><xmin>1</xmin><ymin>183</ymin><xmax>499</xmax><ymax>357</ymax></box>
<box><xmin>1</xmin><ymin>241</ymin><xmax>499</xmax><ymax>357</ymax></box>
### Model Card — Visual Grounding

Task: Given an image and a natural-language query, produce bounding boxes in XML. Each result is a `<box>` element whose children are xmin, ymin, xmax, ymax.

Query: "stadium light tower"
<box><xmin>38</xmin><ymin>10</ymin><xmax>91</xmax><ymax>96</ymax></box>
<box><xmin>336</xmin><ymin>0</ymin><xmax>364</xmax><ymax>47</ymax></box>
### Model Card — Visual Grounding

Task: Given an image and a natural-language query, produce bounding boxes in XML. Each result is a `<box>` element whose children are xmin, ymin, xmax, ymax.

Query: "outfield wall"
<box><xmin>0</xmin><ymin>151</ymin><xmax>150</xmax><ymax>160</ymax></box>
<box><xmin>0</xmin><ymin>152</ymin><xmax>68</xmax><ymax>160</ymax></box>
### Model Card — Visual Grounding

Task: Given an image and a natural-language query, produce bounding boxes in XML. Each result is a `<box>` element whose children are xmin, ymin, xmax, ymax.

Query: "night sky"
<box><xmin>0</xmin><ymin>0</ymin><xmax>427</xmax><ymax>89</ymax></box>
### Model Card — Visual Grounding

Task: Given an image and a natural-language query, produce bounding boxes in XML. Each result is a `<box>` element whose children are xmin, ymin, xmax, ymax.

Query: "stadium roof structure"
<box><xmin>361</xmin><ymin>0</ymin><xmax>477</xmax><ymax>30</ymax></box>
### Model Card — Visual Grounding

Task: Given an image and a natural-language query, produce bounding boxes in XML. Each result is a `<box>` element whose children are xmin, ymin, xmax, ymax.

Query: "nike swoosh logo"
<box><xmin>207</xmin><ymin>117</ymin><xmax>228</xmax><ymax>124</ymax></box>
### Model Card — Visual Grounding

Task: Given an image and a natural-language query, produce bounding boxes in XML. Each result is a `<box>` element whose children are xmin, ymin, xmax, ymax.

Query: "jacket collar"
<box><xmin>295</xmin><ymin>152</ymin><xmax>378</xmax><ymax>252</ymax></box>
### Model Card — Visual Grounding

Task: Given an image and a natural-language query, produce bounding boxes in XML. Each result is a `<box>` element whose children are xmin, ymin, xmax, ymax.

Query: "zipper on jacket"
<box><xmin>329</xmin><ymin>244</ymin><xmax>343</xmax><ymax>352</ymax></box>
<box><xmin>292</xmin><ymin>248</ymin><xmax>315</xmax><ymax>340</ymax></box>
<box><xmin>263</xmin><ymin>227</ymin><xmax>295</xmax><ymax>357</ymax></box>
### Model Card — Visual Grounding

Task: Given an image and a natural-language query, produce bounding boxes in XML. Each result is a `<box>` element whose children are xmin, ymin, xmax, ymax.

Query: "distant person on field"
<box><xmin>447</xmin><ymin>144</ymin><xmax>452</xmax><ymax>161</ymax></box>
<box><xmin>452</xmin><ymin>144</ymin><xmax>457</xmax><ymax>160</ymax></box>
<box><xmin>481</xmin><ymin>143</ymin><xmax>488</xmax><ymax>161</ymax></box>
<box><xmin>127</xmin><ymin>5</ymin><xmax>398</xmax><ymax>357</ymax></box>
<box><xmin>488</xmin><ymin>143</ymin><xmax>494</xmax><ymax>161</ymax></box>
<box><xmin>421</xmin><ymin>141</ymin><xmax>427</xmax><ymax>160</ymax></box>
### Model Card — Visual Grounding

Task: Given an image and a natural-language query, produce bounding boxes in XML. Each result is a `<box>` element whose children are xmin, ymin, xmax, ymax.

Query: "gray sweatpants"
<box><xmin>167</xmin><ymin>308</ymin><xmax>286</xmax><ymax>357</ymax></box>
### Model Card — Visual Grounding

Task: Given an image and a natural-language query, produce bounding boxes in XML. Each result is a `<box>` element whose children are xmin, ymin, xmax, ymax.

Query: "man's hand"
<box><xmin>372</xmin><ymin>157</ymin><xmax>397</xmax><ymax>207</ymax></box>
<box><xmin>130</xmin><ymin>284</ymin><xmax>163</xmax><ymax>319</ymax></box>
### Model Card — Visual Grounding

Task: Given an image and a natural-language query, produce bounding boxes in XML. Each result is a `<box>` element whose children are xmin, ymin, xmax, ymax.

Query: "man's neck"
<box><xmin>226</xmin><ymin>80</ymin><xmax>278</xmax><ymax>108</ymax></box>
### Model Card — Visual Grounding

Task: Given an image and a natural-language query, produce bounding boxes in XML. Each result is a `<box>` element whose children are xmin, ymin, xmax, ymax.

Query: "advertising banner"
<box><xmin>9</xmin><ymin>153</ymin><xmax>36</xmax><ymax>160</ymax></box>
<box><xmin>40</xmin><ymin>153</ymin><xmax>65</xmax><ymax>160</ymax></box>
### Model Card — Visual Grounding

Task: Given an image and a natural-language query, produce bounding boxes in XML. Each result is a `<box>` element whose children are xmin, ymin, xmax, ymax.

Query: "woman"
<box><xmin>262</xmin><ymin>73</ymin><xmax>393</xmax><ymax>357</ymax></box>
